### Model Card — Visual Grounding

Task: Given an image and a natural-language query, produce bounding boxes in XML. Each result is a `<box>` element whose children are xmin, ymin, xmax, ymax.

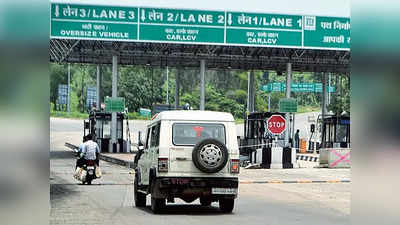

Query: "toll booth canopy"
<box><xmin>240</xmin><ymin>112</ymin><xmax>286</xmax><ymax>155</ymax></box>
<box><xmin>321</xmin><ymin>115</ymin><xmax>350</xmax><ymax>148</ymax></box>
<box><xmin>84</xmin><ymin>111</ymin><xmax>126</xmax><ymax>153</ymax></box>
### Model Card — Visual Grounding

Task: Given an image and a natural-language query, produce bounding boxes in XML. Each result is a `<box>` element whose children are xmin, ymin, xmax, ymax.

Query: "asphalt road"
<box><xmin>50</xmin><ymin>118</ymin><xmax>349</xmax><ymax>225</ymax></box>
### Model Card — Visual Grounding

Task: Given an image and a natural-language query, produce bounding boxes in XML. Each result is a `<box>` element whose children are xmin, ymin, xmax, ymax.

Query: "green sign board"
<box><xmin>50</xmin><ymin>3</ymin><xmax>350</xmax><ymax>50</ymax></box>
<box><xmin>261</xmin><ymin>82</ymin><xmax>336</xmax><ymax>93</ymax></box>
<box><xmin>138</xmin><ymin>108</ymin><xmax>151</xmax><ymax>118</ymax></box>
<box><xmin>105</xmin><ymin>97</ymin><xmax>125</xmax><ymax>112</ymax></box>
<box><xmin>279</xmin><ymin>98</ymin><xmax>297</xmax><ymax>113</ymax></box>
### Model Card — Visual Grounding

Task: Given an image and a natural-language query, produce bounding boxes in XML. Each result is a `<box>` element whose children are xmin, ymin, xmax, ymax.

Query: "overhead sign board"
<box><xmin>279</xmin><ymin>98</ymin><xmax>297</xmax><ymax>113</ymax></box>
<box><xmin>50</xmin><ymin>3</ymin><xmax>350</xmax><ymax>50</ymax></box>
<box><xmin>86</xmin><ymin>87</ymin><xmax>97</xmax><ymax>109</ymax></box>
<box><xmin>58</xmin><ymin>84</ymin><xmax>68</xmax><ymax>105</ymax></box>
<box><xmin>261</xmin><ymin>82</ymin><xmax>336</xmax><ymax>93</ymax></box>
<box><xmin>105</xmin><ymin>97</ymin><xmax>125</xmax><ymax>112</ymax></box>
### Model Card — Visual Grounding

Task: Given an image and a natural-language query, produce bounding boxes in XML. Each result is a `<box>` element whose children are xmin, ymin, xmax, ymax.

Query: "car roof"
<box><xmin>151</xmin><ymin>110</ymin><xmax>234</xmax><ymax>123</ymax></box>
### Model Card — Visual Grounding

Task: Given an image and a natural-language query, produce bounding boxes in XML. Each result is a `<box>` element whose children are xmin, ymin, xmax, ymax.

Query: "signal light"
<box><xmin>158</xmin><ymin>158</ymin><xmax>168</xmax><ymax>172</ymax></box>
<box><xmin>231</xmin><ymin>159</ymin><xmax>240</xmax><ymax>173</ymax></box>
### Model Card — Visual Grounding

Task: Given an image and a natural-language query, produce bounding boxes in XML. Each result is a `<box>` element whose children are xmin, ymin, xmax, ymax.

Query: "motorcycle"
<box><xmin>81</xmin><ymin>160</ymin><xmax>97</xmax><ymax>185</ymax></box>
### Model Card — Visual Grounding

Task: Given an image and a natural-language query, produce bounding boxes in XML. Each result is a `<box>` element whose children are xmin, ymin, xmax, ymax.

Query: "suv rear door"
<box><xmin>168</xmin><ymin>122</ymin><xmax>228</xmax><ymax>175</ymax></box>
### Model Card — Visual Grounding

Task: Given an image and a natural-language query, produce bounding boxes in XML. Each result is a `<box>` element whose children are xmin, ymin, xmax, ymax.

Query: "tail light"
<box><xmin>158</xmin><ymin>158</ymin><xmax>168</xmax><ymax>172</ymax></box>
<box><xmin>231</xmin><ymin>159</ymin><xmax>240</xmax><ymax>173</ymax></box>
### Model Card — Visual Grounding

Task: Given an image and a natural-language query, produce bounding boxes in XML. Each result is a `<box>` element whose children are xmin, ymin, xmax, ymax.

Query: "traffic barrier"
<box><xmin>319</xmin><ymin>148</ymin><xmax>351</xmax><ymax>168</ymax></box>
<box><xmin>296</xmin><ymin>155</ymin><xmax>319</xmax><ymax>162</ymax></box>
<box><xmin>249</xmin><ymin>147</ymin><xmax>298</xmax><ymax>169</ymax></box>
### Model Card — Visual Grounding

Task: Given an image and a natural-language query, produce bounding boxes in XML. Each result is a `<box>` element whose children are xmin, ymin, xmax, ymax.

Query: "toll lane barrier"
<box><xmin>249</xmin><ymin>147</ymin><xmax>298</xmax><ymax>169</ymax></box>
<box><xmin>296</xmin><ymin>155</ymin><xmax>319</xmax><ymax>162</ymax></box>
<box><xmin>239</xmin><ymin>180</ymin><xmax>351</xmax><ymax>184</ymax></box>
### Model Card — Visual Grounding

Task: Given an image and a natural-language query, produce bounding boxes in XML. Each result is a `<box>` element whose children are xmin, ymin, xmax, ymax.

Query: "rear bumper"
<box><xmin>152</xmin><ymin>177</ymin><xmax>239</xmax><ymax>199</ymax></box>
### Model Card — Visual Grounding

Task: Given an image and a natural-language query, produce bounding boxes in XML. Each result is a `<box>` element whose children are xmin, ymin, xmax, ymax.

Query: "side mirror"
<box><xmin>310</xmin><ymin>124</ymin><xmax>315</xmax><ymax>133</ymax></box>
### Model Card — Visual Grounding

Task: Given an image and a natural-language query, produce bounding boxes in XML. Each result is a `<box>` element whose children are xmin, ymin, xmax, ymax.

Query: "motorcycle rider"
<box><xmin>81</xmin><ymin>134</ymin><xmax>100</xmax><ymax>167</ymax></box>
<box><xmin>76</xmin><ymin>135</ymin><xmax>89</xmax><ymax>169</ymax></box>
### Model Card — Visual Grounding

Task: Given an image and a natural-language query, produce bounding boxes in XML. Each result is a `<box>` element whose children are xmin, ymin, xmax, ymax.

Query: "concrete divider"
<box><xmin>319</xmin><ymin>148</ymin><xmax>351</xmax><ymax>168</ymax></box>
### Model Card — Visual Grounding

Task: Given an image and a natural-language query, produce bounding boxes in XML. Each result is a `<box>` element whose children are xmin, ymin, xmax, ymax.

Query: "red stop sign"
<box><xmin>267</xmin><ymin>115</ymin><xmax>286</xmax><ymax>135</ymax></box>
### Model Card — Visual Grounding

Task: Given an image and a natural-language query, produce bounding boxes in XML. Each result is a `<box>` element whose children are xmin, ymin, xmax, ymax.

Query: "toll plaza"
<box><xmin>49</xmin><ymin>0</ymin><xmax>350</xmax><ymax>154</ymax></box>
<box><xmin>49</xmin><ymin>0</ymin><xmax>352</xmax><ymax>223</ymax></box>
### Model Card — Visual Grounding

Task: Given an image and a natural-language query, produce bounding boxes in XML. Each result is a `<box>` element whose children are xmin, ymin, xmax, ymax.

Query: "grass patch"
<box><xmin>297</xmin><ymin>105</ymin><xmax>321</xmax><ymax>114</ymax></box>
<box><xmin>127</xmin><ymin>112</ymin><xmax>151</xmax><ymax>120</ymax></box>
<box><xmin>50</xmin><ymin>111</ymin><xmax>88</xmax><ymax>119</ymax></box>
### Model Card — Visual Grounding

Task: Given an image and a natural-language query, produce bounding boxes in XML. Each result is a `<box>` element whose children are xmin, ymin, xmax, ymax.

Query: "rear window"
<box><xmin>172</xmin><ymin>123</ymin><xmax>226</xmax><ymax>145</ymax></box>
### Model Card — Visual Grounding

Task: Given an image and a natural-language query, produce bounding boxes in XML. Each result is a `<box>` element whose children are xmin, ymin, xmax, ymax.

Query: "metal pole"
<box><xmin>166</xmin><ymin>66</ymin><xmax>169</xmax><ymax>105</ymax></box>
<box><xmin>248</xmin><ymin>70</ymin><xmax>255</xmax><ymax>112</ymax></box>
<box><xmin>247</xmin><ymin>71</ymin><xmax>250</xmax><ymax>113</ymax></box>
<box><xmin>268</xmin><ymin>94</ymin><xmax>271</xmax><ymax>112</ymax></box>
<box><xmin>175</xmin><ymin>68</ymin><xmax>180</xmax><ymax>109</ymax></box>
<box><xmin>292</xmin><ymin>113</ymin><xmax>296</xmax><ymax>147</ymax></box>
<box><xmin>96</xmin><ymin>64</ymin><xmax>101</xmax><ymax>110</ymax></box>
<box><xmin>200</xmin><ymin>59</ymin><xmax>205</xmax><ymax>110</ymax></box>
<box><xmin>322</xmin><ymin>72</ymin><xmax>327</xmax><ymax>119</ymax></box>
<box><xmin>111</xmin><ymin>54</ymin><xmax>118</xmax><ymax>153</ymax></box>
<box><xmin>328</xmin><ymin>73</ymin><xmax>331</xmax><ymax>104</ymax></box>
<box><xmin>285</xmin><ymin>63</ymin><xmax>292</xmax><ymax>147</ymax></box>
<box><xmin>67</xmin><ymin>63</ymin><xmax>70</xmax><ymax>114</ymax></box>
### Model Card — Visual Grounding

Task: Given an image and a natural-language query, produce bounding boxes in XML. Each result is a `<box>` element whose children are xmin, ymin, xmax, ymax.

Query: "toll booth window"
<box><xmin>96</xmin><ymin>120</ymin><xmax>103</xmax><ymax>138</ymax></box>
<box><xmin>150</xmin><ymin>123</ymin><xmax>161</xmax><ymax>147</ymax></box>
<box><xmin>172</xmin><ymin>123</ymin><xmax>225</xmax><ymax>145</ymax></box>
<box><xmin>117</xmin><ymin>120</ymin><xmax>123</xmax><ymax>139</ymax></box>
<box><xmin>336</xmin><ymin>124</ymin><xmax>348</xmax><ymax>143</ymax></box>
<box><xmin>103</xmin><ymin>120</ymin><xmax>111</xmax><ymax>138</ymax></box>
<box><xmin>324</xmin><ymin>124</ymin><xmax>335</xmax><ymax>147</ymax></box>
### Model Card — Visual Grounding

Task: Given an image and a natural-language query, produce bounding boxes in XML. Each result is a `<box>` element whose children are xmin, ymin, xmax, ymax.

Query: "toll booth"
<box><xmin>240</xmin><ymin>112</ymin><xmax>286</xmax><ymax>156</ymax></box>
<box><xmin>319</xmin><ymin>115</ymin><xmax>351</xmax><ymax>168</ymax></box>
<box><xmin>320</xmin><ymin>115</ymin><xmax>350</xmax><ymax>148</ymax></box>
<box><xmin>84</xmin><ymin>110</ymin><xmax>129</xmax><ymax>153</ymax></box>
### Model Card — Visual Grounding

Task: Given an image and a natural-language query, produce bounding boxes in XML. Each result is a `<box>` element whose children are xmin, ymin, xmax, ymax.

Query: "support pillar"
<box><xmin>200</xmin><ymin>60</ymin><xmax>205</xmax><ymax>110</ymax></box>
<box><xmin>322</xmin><ymin>72</ymin><xmax>327</xmax><ymax>119</ymax></box>
<box><xmin>175</xmin><ymin>68</ymin><xmax>181</xmax><ymax>109</ymax></box>
<box><xmin>110</xmin><ymin>54</ymin><xmax>118</xmax><ymax>153</ymax></box>
<box><xmin>96</xmin><ymin>65</ymin><xmax>101</xmax><ymax>110</ymax></box>
<box><xmin>166</xmin><ymin>66</ymin><xmax>169</xmax><ymax>105</ymax></box>
<box><xmin>285</xmin><ymin>63</ymin><xmax>292</xmax><ymax>147</ymax></box>
<box><xmin>67</xmin><ymin>63</ymin><xmax>70</xmax><ymax>114</ymax></box>
<box><xmin>247</xmin><ymin>71</ymin><xmax>255</xmax><ymax>113</ymax></box>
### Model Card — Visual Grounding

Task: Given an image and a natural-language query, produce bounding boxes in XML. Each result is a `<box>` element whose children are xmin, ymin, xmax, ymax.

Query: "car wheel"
<box><xmin>192</xmin><ymin>138</ymin><xmax>229</xmax><ymax>173</ymax></box>
<box><xmin>219</xmin><ymin>199</ymin><xmax>234</xmax><ymax>213</ymax></box>
<box><xmin>200</xmin><ymin>197</ymin><xmax>212</xmax><ymax>206</ymax></box>
<box><xmin>151</xmin><ymin>197</ymin><xmax>165</xmax><ymax>214</ymax></box>
<box><xmin>134</xmin><ymin>174</ymin><xmax>146</xmax><ymax>207</ymax></box>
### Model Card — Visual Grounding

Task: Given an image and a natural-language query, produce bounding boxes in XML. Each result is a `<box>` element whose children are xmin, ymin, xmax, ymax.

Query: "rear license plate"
<box><xmin>88</xmin><ymin>170</ymin><xmax>94</xmax><ymax>175</ymax></box>
<box><xmin>211</xmin><ymin>188</ymin><xmax>237</xmax><ymax>195</ymax></box>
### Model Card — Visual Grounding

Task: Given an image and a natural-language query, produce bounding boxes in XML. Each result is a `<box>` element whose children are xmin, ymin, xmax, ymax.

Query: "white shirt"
<box><xmin>82</xmin><ymin>140</ymin><xmax>100</xmax><ymax>160</ymax></box>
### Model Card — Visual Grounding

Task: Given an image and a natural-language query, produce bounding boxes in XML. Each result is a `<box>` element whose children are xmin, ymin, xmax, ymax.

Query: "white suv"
<box><xmin>134</xmin><ymin>110</ymin><xmax>240</xmax><ymax>213</ymax></box>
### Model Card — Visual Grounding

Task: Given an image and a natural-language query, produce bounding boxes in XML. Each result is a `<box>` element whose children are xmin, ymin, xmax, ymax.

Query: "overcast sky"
<box><xmin>51</xmin><ymin>0</ymin><xmax>350</xmax><ymax>17</ymax></box>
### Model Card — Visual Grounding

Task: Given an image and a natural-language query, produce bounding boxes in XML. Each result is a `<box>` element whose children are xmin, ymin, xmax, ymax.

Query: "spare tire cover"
<box><xmin>192</xmin><ymin>138</ymin><xmax>229</xmax><ymax>173</ymax></box>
